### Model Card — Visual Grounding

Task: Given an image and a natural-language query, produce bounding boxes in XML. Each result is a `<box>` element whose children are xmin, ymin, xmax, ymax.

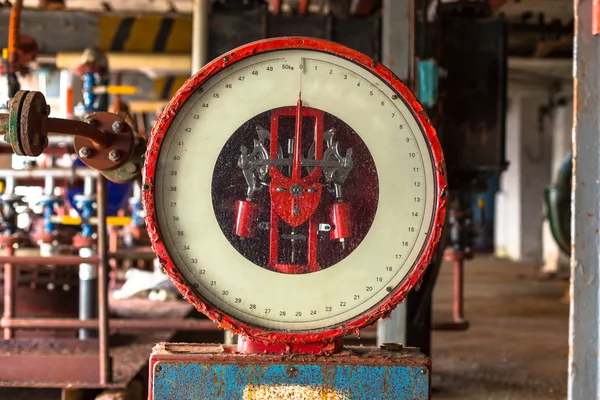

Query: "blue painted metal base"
<box><xmin>149</xmin><ymin>343</ymin><xmax>430</xmax><ymax>400</ymax></box>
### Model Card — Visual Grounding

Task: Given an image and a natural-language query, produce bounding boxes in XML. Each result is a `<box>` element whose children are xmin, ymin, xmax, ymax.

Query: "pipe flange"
<box><xmin>101</xmin><ymin>137</ymin><xmax>145</xmax><ymax>183</ymax></box>
<box><xmin>73</xmin><ymin>112</ymin><xmax>134</xmax><ymax>172</ymax></box>
<box><xmin>5</xmin><ymin>91</ymin><xmax>49</xmax><ymax>157</ymax></box>
<box><xmin>6</xmin><ymin>90</ymin><xmax>29</xmax><ymax>156</ymax></box>
<box><xmin>20</xmin><ymin>91</ymin><xmax>49</xmax><ymax>157</ymax></box>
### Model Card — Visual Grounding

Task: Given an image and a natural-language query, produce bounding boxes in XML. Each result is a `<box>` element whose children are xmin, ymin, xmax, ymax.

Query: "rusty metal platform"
<box><xmin>0</xmin><ymin>298</ymin><xmax>202</xmax><ymax>389</ymax></box>
<box><xmin>149</xmin><ymin>343</ymin><xmax>431</xmax><ymax>400</ymax></box>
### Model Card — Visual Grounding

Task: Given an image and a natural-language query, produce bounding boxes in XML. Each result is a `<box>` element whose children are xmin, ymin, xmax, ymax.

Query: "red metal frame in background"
<box><xmin>0</xmin><ymin>176</ymin><xmax>220</xmax><ymax>387</ymax></box>
<box><xmin>143</xmin><ymin>37</ymin><xmax>447</xmax><ymax>351</ymax></box>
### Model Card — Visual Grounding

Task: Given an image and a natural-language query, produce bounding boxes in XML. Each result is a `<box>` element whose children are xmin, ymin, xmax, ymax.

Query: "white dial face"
<box><xmin>154</xmin><ymin>48</ymin><xmax>436</xmax><ymax>332</ymax></box>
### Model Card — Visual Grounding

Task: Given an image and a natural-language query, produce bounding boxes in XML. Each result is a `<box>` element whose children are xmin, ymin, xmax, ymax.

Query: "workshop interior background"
<box><xmin>0</xmin><ymin>0</ymin><xmax>586</xmax><ymax>399</ymax></box>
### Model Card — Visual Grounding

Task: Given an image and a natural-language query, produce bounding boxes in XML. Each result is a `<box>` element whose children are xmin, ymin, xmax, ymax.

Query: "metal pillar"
<box><xmin>97</xmin><ymin>174</ymin><xmax>110</xmax><ymax>384</ymax></box>
<box><xmin>377</xmin><ymin>0</ymin><xmax>413</xmax><ymax>347</ymax></box>
<box><xmin>78</xmin><ymin>175</ymin><xmax>97</xmax><ymax>340</ymax></box>
<box><xmin>191</xmin><ymin>0</ymin><xmax>209</xmax><ymax>75</ymax></box>
<box><xmin>381</xmin><ymin>0</ymin><xmax>412</xmax><ymax>87</ymax></box>
<box><xmin>569</xmin><ymin>0</ymin><xmax>600</xmax><ymax>398</ymax></box>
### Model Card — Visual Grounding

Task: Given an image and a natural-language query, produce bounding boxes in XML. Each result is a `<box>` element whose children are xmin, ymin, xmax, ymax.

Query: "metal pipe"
<box><xmin>191</xmin><ymin>0</ymin><xmax>209</xmax><ymax>74</ymax></box>
<box><xmin>46</xmin><ymin>118</ymin><xmax>112</xmax><ymax>149</ymax></box>
<box><xmin>78</xmin><ymin>247</ymin><xmax>97</xmax><ymax>340</ymax></box>
<box><xmin>44</xmin><ymin>175</ymin><xmax>54</xmax><ymax>196</ymax></box>
<box><xmin>0</xmin><ymin>318</ymin><xmax>217</xmax><ymax>331</ymax></box>
<box><xmin>59</xmin><ymin>69</ymin><xmax>74</xmax><ymax>119</ymax></box>
<box><xmin>108</xmin><ymin>227</ymin><xmax>118</xmax><ymax>289</ymax></box>
<box><xmin>0</xmin><ymin>168</ymin><xmax>98</xmax><ymax>179</ymax></box>
<box><xmin>377</xmin><ymin>0</ymin><xmax>413</xmax><ymax>346</ymax></box>
<box><xmin>55</xmin><ymin>53</ymin><xmax>192</xmax><ymax>73</ymax></box>
<box><xmin>2</xmin><ymin>245</ymin><xmax>15</xmax><ymax>340</ymax></box>
<box><xmin>7</xmin><ymin>0</ymin><xmax>23</xmax><ymax>74</ymax></box>
<box><xmin>83</xmin><ymin>176</ymin><xmax>94</xmax><ymax>196</ymax></box>
<box><xmin>0</xmin><ymin>252</ymin><xmax>154</xmax><ymax>264</ymax></box>
<box><xmin>4</xmin><ymin>176</ymin><xmax>15</xmax><ymax>194</ymax></box>
<box><xmin>453</xmin><ymin>259</ymin><xmax>465</xmax><ymax>322</ymax></box>
<box><xmin>79</xmin><ymin>172</ymin><xmax>97</xmax><ymax>341</ymax></box>
<box><xmin>96</xmin><ymin>175</ymin><xmax>110</xmax><ymax>384</ymax></box>
<box><xmin>0</xmin><ymin>255</ymin><xmax>99</xmax><ymax>265</ymax></box>
<box><xmin>38</xmin><ymin>71</ymin><xmax>48</xmax><ymax>97</ymax></box>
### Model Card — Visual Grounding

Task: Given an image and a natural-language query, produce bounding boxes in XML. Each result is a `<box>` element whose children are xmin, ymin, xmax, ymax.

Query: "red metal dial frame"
<box><xmin>142</xmin><ymin>37</ymin><xmax>447</xmax><ymax>346</ymax></box>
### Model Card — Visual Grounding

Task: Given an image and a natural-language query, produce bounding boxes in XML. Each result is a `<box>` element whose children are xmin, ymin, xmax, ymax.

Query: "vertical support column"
<box><xmin>494</xmin><ymin>90</ymin><xmax>552</xmax><ymax>264</ymax></box>
<box><xmin>97</xmin><ymin>174</ymin><xmax>110</xmax><ymax>384</ymax></box>
<box><xmin>78</xmin><ymin>176</ymin><xmax>97</xmax><ymax>340</ymax></box>
<box><xmin>569</xmin><ymin>1</ymin><xmax>600</xmax><ymax>398</ymax></box>
<box><xmin>377</xmin><ymin>0</ymin><xmax>412</xmax><ymax>347</ymax></box>
<box><xmin>3</xmin><ymin>245</ymin><xmax>15</xmax><ymax>340</ymax></box>
<box><xmin>381</xmin><ymin>0</ymin><xmax>412</xmax><ymax>86</ymax></box>
<box><xmin>542</xmin><ymin>99</ymin><xmax>572</xmax><ymax>274</ymax></box>
<box><xmin>519</xmin><ymin>94</ymin><xmax>552</xmax><ymax>263</ymax></box>
<box><xmin>191</xmin><ymin>0</ymin><xmax>209</xmax><ymax>75</ymax></box>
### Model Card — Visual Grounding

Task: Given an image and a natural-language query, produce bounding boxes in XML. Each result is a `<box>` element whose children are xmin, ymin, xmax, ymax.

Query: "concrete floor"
<box><xmin>431</xmin><ymin>256</ymin><xmax>569</xmax><ymax>400</ymax></box>
<box><xmin>0</xmin><ymin>256</ymin><xmax>569</xmax><ymax>399</ymax></box>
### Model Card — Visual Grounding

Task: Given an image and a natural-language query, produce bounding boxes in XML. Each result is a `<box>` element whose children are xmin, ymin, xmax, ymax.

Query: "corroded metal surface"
<box><xmin>0</xmin><ymin>300</ymin><xmax>199</xmax><ymax>389</ymax></box>
<box><xmin>19</xmin><ymin>90</ymin><xmax>48</xmax><ymax>157</ymax></box>
<box><xmin>73</xmin><ymin>112</ymin><xmax>134</xmax><ymax>172</ymax></box>
<box><xmin>149</xmin><ymin>343</ymin><xmax>430</xmax><ymax>400</ymax></box>
<box><xmin>0</xmin><ymin>90</ymin><xmax>142</xmax><ymax>183</ymax></box>
<box><xmin>0</xmin><ymin>353</ymin><xmax>101</xmax><ymax>384</ymax></box>
<box><xmin>570</xmin><ymin>1</ymin><xmax>600</xmax><ymax>398</ymax></box>
<box><xmin>142</xmin><ymin>36</ymin><xmax>448</xmax><ymax>350</ymax></box>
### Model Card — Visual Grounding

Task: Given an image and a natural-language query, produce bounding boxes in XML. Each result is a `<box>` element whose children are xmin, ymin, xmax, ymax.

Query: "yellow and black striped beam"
<box><xmin>98</xmin><ymin>15</ymin><xmax>192</xmax><ymax>53</ymax></box>
<box><xmin>153</xmin><ymin>75</ymin><xmax>190</xmax><ymax>100</ymax></box>
<box><xmin>98</xmin><ymin>15</ymin><xmax>192</xmax><ymax>100</ymax></box>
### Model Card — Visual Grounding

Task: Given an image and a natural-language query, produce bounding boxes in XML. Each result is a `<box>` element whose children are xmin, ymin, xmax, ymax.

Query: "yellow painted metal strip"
<box><xmin>154</xmin><ymin>76</ymin><xmax>168</xmax><ymax>100</ymax></box>
<box><xmin>154</xmin><ymin>76</ymin><xmax>190</xmax><ymax>100</ymax></box>
<box><xmin>164</xmin><ymin>17</ymin><xmax>192</xmax><ymax>53</ymax></box>
<box><xmin>51</xmin><ymin>216</ymin><xmax>132</xmax><ymax>227</ymax></box>
<box><xmin>106</xmin><ymin>85</ymin><xmax>138</xmax><ymax>95</ymax></box>
<box><xmin>99</xmin><ymin>15</ymin><xmax>191</xmax><ymax>54</ymax></box>
<box><xmin>98</xmin><ymin>16</ymin><xmax>124</xmax><ymax>51</ymax></box>
<box><xmin>107</xmin><ymin>216</ymin><xmax>132</xmax><ymax>226</ymax></box>
<box><xmin>123</xmin><ymin>16</ymin><xmax>162</xmax><ymax>52</ymax></box>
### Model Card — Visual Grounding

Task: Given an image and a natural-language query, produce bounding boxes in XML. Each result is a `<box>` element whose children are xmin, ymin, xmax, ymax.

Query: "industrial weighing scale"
<box><xmin>143</xmin><ymin>37</ymin><xmax>447</xmax><ymax>399</ymax></box>
<box><xmin>0</xmin><ymin>36</ymin><xmax>446</xmax><ymax>399</ymax></box>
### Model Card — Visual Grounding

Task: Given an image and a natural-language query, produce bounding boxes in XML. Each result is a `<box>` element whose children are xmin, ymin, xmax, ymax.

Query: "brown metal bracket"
<box><xmin>0</xmin><ymin>90</ymin><xmax>143</xmax><ymax>184</ymax></box>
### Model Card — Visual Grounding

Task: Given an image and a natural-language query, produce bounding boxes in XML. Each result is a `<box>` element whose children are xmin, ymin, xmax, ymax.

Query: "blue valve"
<box><xmin>74</xmin><ymin>195</ymin><xmax>96</xmax><ymax>238</ymax></box>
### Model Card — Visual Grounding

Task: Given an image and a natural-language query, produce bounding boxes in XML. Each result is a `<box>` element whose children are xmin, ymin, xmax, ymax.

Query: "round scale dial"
<box><xmin>143</xmin><ymin>38</ymin><xmax>446</xmax><ymax>343</ymax></box>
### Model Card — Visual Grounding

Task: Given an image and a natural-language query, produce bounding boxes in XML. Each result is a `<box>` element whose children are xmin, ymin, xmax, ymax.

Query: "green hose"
<box><xmin>545</xmin><ymin>152</ymin><xmax>572</xmax><ymax>255</ymax></box>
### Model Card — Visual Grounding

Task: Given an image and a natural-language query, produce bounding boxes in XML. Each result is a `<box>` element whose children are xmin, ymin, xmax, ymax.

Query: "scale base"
<box><xmin>236</xmin><ymin>334</ymin><xmax>343</xmax><ymax>355</ymax></box>
<box><xmin>149</xmin><ymin>342</ymin><xmax>430</xmax><ymax>400</ymax></box>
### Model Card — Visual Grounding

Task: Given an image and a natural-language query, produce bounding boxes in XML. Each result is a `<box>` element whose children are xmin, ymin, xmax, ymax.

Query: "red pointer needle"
<box><xmin>292</xmin><ymin>91</ymin><xmax>303</xmax><ymax>180</ymax></box>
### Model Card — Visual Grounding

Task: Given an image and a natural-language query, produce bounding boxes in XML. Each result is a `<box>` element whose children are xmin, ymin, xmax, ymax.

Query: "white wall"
<box><xmin>495</xmin><ymin>87</ymin><xmax>566</xmax><ymax>265</ymax></box>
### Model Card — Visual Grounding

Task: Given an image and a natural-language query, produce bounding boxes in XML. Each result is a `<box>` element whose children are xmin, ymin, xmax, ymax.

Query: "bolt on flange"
<box><xmin>108</xmin><ymin>149</ymin><xmax>121</xmax><ymax>162</ymax></box>
<box><xmin>112</xmin><ymin>121</ymin><xmax>123</xmax><ymax>133</ymax></box>
<box><xmin>78</xmin><ymin>147</ymin><xmax>91</xmax><ymax>159</ymax></box>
